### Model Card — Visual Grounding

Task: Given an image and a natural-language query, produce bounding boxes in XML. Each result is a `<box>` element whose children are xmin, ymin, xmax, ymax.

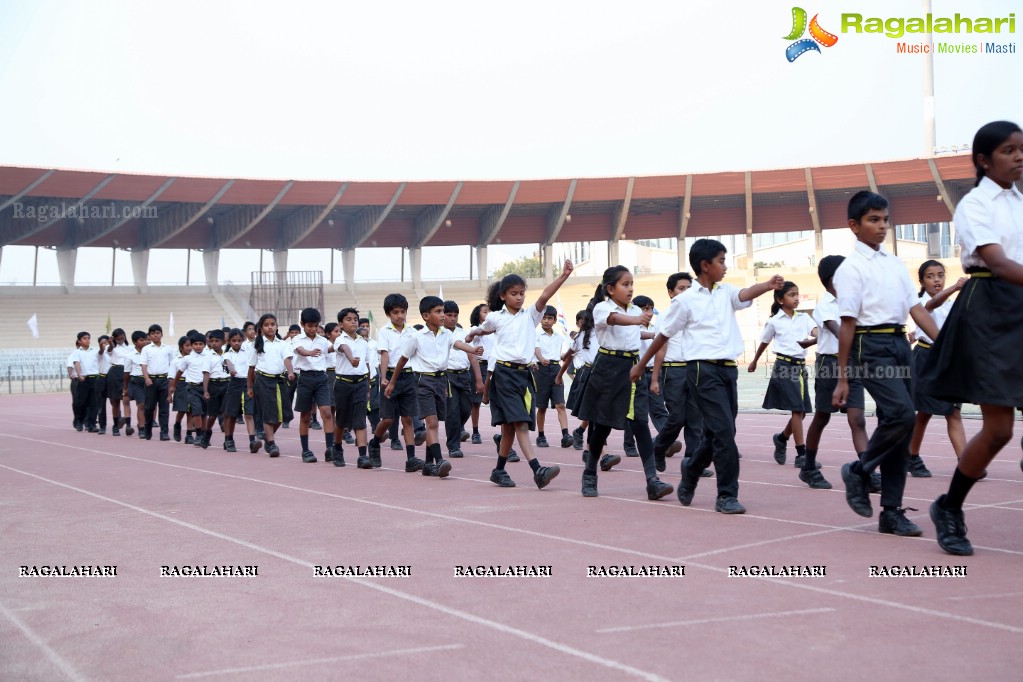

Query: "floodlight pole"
<box><xmin>923</xmin><ymin>0</ymin><xmax>936</xmax><ymax>156</ymax></box>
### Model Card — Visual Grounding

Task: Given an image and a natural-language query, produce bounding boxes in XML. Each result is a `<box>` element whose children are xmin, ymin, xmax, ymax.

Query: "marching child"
<box><xmin>291</xmin><ymin>308</ymin><xmax>336</xmax><ymax>463</ymax></box>
<box><xmin>223</xmin><ymin>328</ymin><xmax>260</xmax><ymax>453</ymax></box>
<box><xmin>442</xmin><ymin>301</ymin><xmax>480</xmax><ymax>458</ymax></box>
<box><xmin>333</xmin><ymin>309</ymin><xmax>370</xmax><ymax>468</ymax></box>
<box><xmin>169</xmin><ymin>332</ymin><xmax>209</xmax><ymax>447</ymax></box>
<box><xmin>533</xmin><ymin>305</ymin><xmax>573</xmax><ymax>449</ymax></box>
<box><xmin>247</xmin><ymin>313</ymin><xmax>296</xmax><ymax>457</ymax></box>
<box><xmin>121</xmin><ymin>331</ymin><xmax>149</xmax><ymax>437</ymax></box>
<box><xmin>141</xmin><ymin>324</ymin><xmax>175</xmax><ymax>441</ymax></box>
<box><xmin>199</xmin><ymin>329</ymin><xmax>230</xmax><ymax>449</ymax></box>
<box><xmin>171</xmin><ymin>336</ymin><xmax>192</xmax><ymax>442</ymax></box>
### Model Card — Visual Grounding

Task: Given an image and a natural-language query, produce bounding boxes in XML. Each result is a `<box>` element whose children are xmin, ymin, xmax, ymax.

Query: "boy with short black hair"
<box><xmin>122</xmin><ymin>331</ymin><xmax>148</xmax><ymax>437</ymax></box>
<box><xmin>291</xmin><ymin>307</ymin><xmax>335</xmax><ymax>463</ymax></box>
<box><xmin>358</xmin><ymin>317</ymin><xmax>380</xmax><ymax>439</ymax></box>
<box><xmin>223</xmin><ymin>328</ymin><xmax>260</xmax><ymax>453</ymax></box>
<box><xmin>632</xmin><ymin>239</ymin><xmax>783</xmax><ymax>514</ymax></box>
<box><xmin>169</xmin><ymin>332</ymin><xmax>210</xmax><ymax>445</ymax></box>
<box><xmin>334</xmin><ymin>308</ymin><xmax>370</xmax><ymax>468</ymax></box>
<box><xmin>533</xmin><ymin>305</ymin><xmax>573</xmax><ymax>449</ymax></box>
<box><xmin>442</xmin><ymin>300</ymin><xmax>482</xmax><ymax>458</ymax></box>
<box><xmin>141</xmin><ymin>323</ymin><xmax>175</xmax><ymax>441</ymax></box>
<box><xmin>833</xmin><ymin>191</ymin><xmax>939</xmax><ymax>536</ymax></box>
<box><xmin>73</xmin><ymin>332</ymin><xmax>101</xmax><ymax>432</ymax></box>
<box><xmin>199</xmin><ymin>329</ymin><xmax>230</xmax><ymax>449</ymax></box>
<box><xmin>369</xmin><ymin>293</ymin><xmax>421</xmax><ymax>470</ymax></box>
<box><xmin>385</xmin><ymin>296</ymin><xmax>483</xmax><ymax>477</ymax></box>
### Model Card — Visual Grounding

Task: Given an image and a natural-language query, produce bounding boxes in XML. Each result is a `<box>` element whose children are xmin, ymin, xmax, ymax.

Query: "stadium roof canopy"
<box><xmin>0</xmin><ymin>157</ymin><xmax>976</xmax><ymax>254</ymax></box>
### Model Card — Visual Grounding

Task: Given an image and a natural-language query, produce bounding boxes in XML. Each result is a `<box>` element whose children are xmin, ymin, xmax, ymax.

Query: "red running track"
<box><xmin>2</xmin><ymin>393</ymin><xmax>1022</xmax><ymax>681</ymax></box>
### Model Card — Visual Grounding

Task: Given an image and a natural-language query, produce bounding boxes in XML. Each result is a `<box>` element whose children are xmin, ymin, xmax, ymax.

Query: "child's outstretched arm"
<box><xmin>748</xmin><ymin>342</ymin><xmax>769</xmax><ymax>373</ymax></box>
<box><xmin>534</xmin><ymin>259</ymin><xmax>574</xmax><ymax>312</ymax></box>
<box><xmin>925</xmin><ymin>277</ymin><xmax>968</xmax><ymax>311</ymax></box>
<box><xmin>739</xmin><ymin>274</ymin><xmax>785</xmax><ymax>302</ymax></box>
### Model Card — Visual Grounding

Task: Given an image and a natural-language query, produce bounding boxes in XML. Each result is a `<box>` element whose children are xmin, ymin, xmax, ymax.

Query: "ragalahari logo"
<box><xmin>784</xmin><ymin>7</ymin><xmax>838</xmax><ymax>61</ymax></box>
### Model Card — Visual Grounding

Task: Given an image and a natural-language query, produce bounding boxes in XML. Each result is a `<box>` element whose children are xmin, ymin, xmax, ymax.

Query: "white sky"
<box><xmin>0</xmin><ymin>0</ymin><xmax>1020</xmax><ymax>284</ymax></box>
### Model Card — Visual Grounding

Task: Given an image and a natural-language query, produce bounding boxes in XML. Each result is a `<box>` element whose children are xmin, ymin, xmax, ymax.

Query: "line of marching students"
<box><xmin>64</xmin><ymin>121</ymin><xmax>1022</xmax><ymax>557</ymax></box>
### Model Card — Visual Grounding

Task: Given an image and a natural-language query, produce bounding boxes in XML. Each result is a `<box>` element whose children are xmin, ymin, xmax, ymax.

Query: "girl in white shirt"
<box><xmin>921</xmin><ymin>120</ymin><xmax>1023</xmax><ymax>556</ymax></box>
<box><xmin>247</xmin><ymin>313</ymin><xmax>296</xmax><ymax>457</ymax></box>
<box><xmin>907</xmin><ymin>260</ymin><xmax>968</xmax><ymax>478</ymax></box>
<box><xmin>575</xmin><ymin>266</ymin><xmax>673</xmax><ymax>501</ymax></box>
<box><xmin>748</xmin><ymin>282</ymin><xmax>817</xmax><ymax>468</ymax></box>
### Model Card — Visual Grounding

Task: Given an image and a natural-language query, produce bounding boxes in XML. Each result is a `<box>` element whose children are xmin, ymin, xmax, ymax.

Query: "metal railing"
<box><xmin>0</xmin><ymin>365</ymin><xmax>68</xmax><ymax>394</ymax></box>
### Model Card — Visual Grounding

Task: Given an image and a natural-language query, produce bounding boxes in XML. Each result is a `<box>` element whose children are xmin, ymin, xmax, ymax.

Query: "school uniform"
<box><xmin>812</xmin><ymin>291</ymin><xmax>865</xmax><ymax>413</ymax></box>
<box><xmin>177</xmin><ymin>351</ymin><xmax>210</xmax><ymax>418</ymax></box>
<box><xmin>566</xmin><ymin>333</ymin><xmax>597</xmax><ymax>416</ymax></box>
<box><xmin>470</xmin><ymin>334</ymin><xmax>493</xmax><ymax>406</ymax></box>
<box><xmin>125</xmin><ymin>348</ymin><xmax>146</xmax><ymax>406</ymax></box>
<box><xmin>206</xmin><ymin>351</ymin><xmax>231</xmax><ymax>418</ymax></box>
<box><xmin>666</xmin><ymin>281</ymin><xmax>753</xmax><ymax>503</ymax></box>
<box><xmin>445</xmin><ymin>325</ymin><xmax>474</xmax><ymax>454</ymax></box>
<box><xmin>577</xmin><ymin>300</ymin><xmax>648</xmax><ymax>429</ymax></box>
<box><xmin>911</xmin><ymin>293</ymin><xmax>960</xmax><ymax>416</ymax></box>
<box><xmin>760</xmin><ymin>310</ymin><xmax>816</xmax><ymax>412</ymax></box>
<box><xmin>67</xmin><ymin>350</ymin><xmax>84</xmax><ymax>428</ymax></box>
<box><xmin>171</xmin><ymin>354</ymin><xmax>191</xmax><ymax>414</ymax></box>
<box><xmin>921</xmin><ymin>177</ymin><xmax>1023</xmax><ymax>406</ymax></box>
<box><xmin>478</xmin><ymin>305</ymin><xmax>543</xmax><ymax>428</ymax></box>
<box><xmin>292</xmin><ymin>333</ymin><xmax>332</xmax><ymax>413</ymax></box>
<box><xmin>252</xmin><ymin>337</ymin><xmax>294</xmax><ymax>424</ymax></box>
<box><xmin>141</xmin><ymin>342</ymin><xmax>175</xmax><ymax>438</ymax></box>
<box><xmin>325</xmin><ymin>344</ymin><xmax>337</xmax><ymax>407</ymax></box>
<box><xmin>107</xmin><ymin>344</ymin><xmax>131</xmax><ymax>403</ymax></box>
<box><xmin>242</xmin><ymin>338</ymin><xmax>262</xmax><ymax>427</ymax></box>
<box><xmin>223</xmin><ymin>346</ymin><xmax>254</xmax><ymax>419</ymax></box>
<box><xmin>365</xmin><ymin>336</ymin><xmax>380</xmax><ymax>418</ymax></box>
<box><xmin>833</xmin><ymin>240</ymin><xmax>919</xmax><ymax>511</ymax></box>
<box><xmin>335</xmin><ymin>332</ymin><xmax>370</xmax><ymax>431</ymax></box>
<box><xmin>640</xmin><ymin>321</ymin><xmax>669</xmax><ymax>433</ymax></box>
<box><xmin>533</xmin><ymin>329</ymin><xmax>566</xmax><ymax>408</ymax></box>
<box><xmin>96</xmin><ymin>350</ymin><xmax>111</xmax><ymax>431</ymax></box>
<box><xmin>651</xmin><ymin>296</ymin><xmax>703</xmax><ymax>461</ymax></box>
<box><xmin>74</xmin><ymin>346</ymin><xmax>101</xmax><ymax>430</ymax></box>
<box><xmin>405</xmin><ymin>326</ymin><xmax>459</xmax><ymax>420</ymax></box>
<box><xmin>379</xmin><ymin>323</ymin><xmax>417</xmax><ymax>421</ymax></box>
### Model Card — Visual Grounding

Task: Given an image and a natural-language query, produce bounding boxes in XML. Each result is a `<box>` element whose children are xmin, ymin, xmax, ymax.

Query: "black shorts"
<box><xmin>127</xmin><ymin>376</ymin><xmax>146</xmax><ymax>404</ymax></box>
<box><xmin>367</xmin><ymin>377</ymin><xmax>380</xmax><ymax>412</ymax></box>
<box><xmin>334</xmin><ymin>375</ymin><xmax>369</xmax><ymax>430</ymax></box>
<box><xmin>106</xmin><ymin>366</ymin><xmax>125</xmax><ymax>401</ymax></box>
<box><xmin>185</xmin><ymin>383</ymin><xmax>207</xmax><ymax>417</ymax></box>
<box><xmin>415</xmin><ymin>373</ymin><xmax>447</xmax><ymax>420</ymax></box>
<box><xmin>533</xmin><ymin>362</ymin><xmax>565</xmax><ymax>408</ymax></box>
<box><xmin>207</xmin><ymin>379</ymin><xmax>229</xmax><ymax>416</ymax></box>
<box><xmin>223</xmin><ymin>378</ymin><xmax>252</xmax><ymax>418</ymax></box>
<box><xmin>381</xmin><ymin>370</ymin><xmax>416</xmax><ymax>420</ymax></box>
<box><xmin>814</xmin><ymin>354</ymin><xmax>865</xmax><ymax>413</ymax></box>
<box><xmin>172</xmin><ymin>381</ymin><xmax>191</xmax><ymax>413</ymax></box>
<box><xmin>489</xmin><ymin>362</ymin><xmax>536</xmax><ymax>429</ymax></box>
<box><xmin>294</xmin><ymin>371</ymin><xmax>332</xmax><ymax>413</ymax></box>
<box><xmin>470</xmin><ymin>360</ymin><xmax>488</xmax><ymax>405</ymax></box>
<box><xmin>254</xmin><ymin>372</ymin><xmax>293</xmax><ymax>424</ymax></box>
<box><xmin>912</xmin><ymin>345</ymin><xmax>960</xmax><ymax>416</ymax></box>
<box><xmin>762</xmin><ymin>357</ymin><xmax>813</xmax><ymax>413</ymax></box>
<box><xmin>326</xmin><ymin>369</ymin><xmax>336</xmax><ymax>407</ymax></box>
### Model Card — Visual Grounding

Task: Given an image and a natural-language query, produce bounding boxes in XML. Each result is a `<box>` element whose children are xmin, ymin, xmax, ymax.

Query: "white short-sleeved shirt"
<box><xmin>592</xmin><ymin>300</ymin><xmax>643</xmax><ymax>351</ymax></box>
<box><xmin>834</xmin><ymin>241</ymin><xmax>918</xmax><ymax>326</ymax></box>
<box><xmin>252</xmin><ymin>337</ymin><xmax>293</xmax><ymax>375</ymax></box>
<box><xmin>535</xmin><ymin>330</ymin><xmax>563</xmax><ymax>362</ymax></box>
<box><xmin>208</xmin><ymin>352</ymin><xmax>229</xmax><ymax>379</ymax></box>
<box><xmin>127</xmin><ymin>348</ymin><xmax>145</xmax><ymax>377</ymax></box>
<box><xmin>476</xmin><ymin>333</ymin><xmax>494</xmax><ymax>362</ymax></box>
<box><xmin>75</xmin><ymin>347</ymin><xmax>100</xmax><ymax>375</ymax></box>
<box><xmin>336</xmin><ymin>332</ymin><xmax>369</xmax><ymax>377</ymax></box>
<box><xmin>447</xmin><ymin>326</ymin><xmax>471</xmax><ymax>370</ymax></box>
<box><xmin>760</xmin><ymin>310</ymin><xmax>817</xmax><ymax>359</ymax></box>
<box><xmin>570</xmin><ymin>332</ymin><xmax>598</xmax><ymax>368</ymax></box>
<box><xmin>97</xmin><ymin>350</ymin><xmax>112</xmax><ymax>375</ymax></box>
<box><xmin>640</xmin><ymin>323</ymin><xmax>657</xmax><ymax>367</ymax></box>
<box><xmin>111</xmin><ymin>343</ymin><xmax>133</xmax><ymax>367</ymax></box>
<box><xmin>658</xmin><ymin>281</ymin><xmax>753</xmax><ymax>361</ymax></box>
<box><xmin>179</xmin><ymin>352</ymin><xmax>210</xmax><ymax>383</ymax></box>
<box><xmin>956</xmin><ymin>176</ymin><xmax>1023</xmax><ymax>270</ymax></box>
<box><xmin>812</xmin><ymin>292</ymin><xmax>840</xmax><ymax>355</ymax></box>
<box><xmin>365</xmin><ymin>337</ymin><xmax>379</xmax><ymax>380</ymax></box>
<box><xmin>914</xmin><ymin>292</ymin><xmax>954</xmax><ymax>344</ymax></box>
<box><xmin>291</xmin><ymin>334</ymin><xmax>331</xmax><ymax>372</ymax></box>
<box><xmin>478</xmin><ymin>305</ymin><xmax>544</xmax><ymax>365</ymax></box>
<box><xmin>379</xmin><ymin>323</ymin><xmax>414</xmax><ymax>370</ymax></box>
<box><xmin>140</xmin><ymin>343</ymin><xmax>175</xmax><ymax>375</ymax></box>
<box><xmin>404</xmin><ymin>327</ymin><xmax>457</xmax><ymax>373</ymax></box>
<box><xmin>66</xmin><ymin>350</ymin><xmax>77</xmax><ymax>371</ymax></box>
<box><xmin>224</xmin><ymin>347</ymin><xmax>252</xmax><ymax>377</ymax></box>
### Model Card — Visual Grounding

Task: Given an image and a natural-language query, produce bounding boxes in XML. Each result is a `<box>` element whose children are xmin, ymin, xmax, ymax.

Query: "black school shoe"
<box><xmin>536</xmin><ymin>434</ymin><xmax>549</xmax><ymax>448</ymax></box>
<box><xmin>471</xmin><ymin>433</ymin><xmax>482</xmax><ymax>445</ymax></box>
<box><xmin>461</xmin><ymin>431</ymin><xmax>470</xmax><ymax>442</ymax></box>
<box><xmin>390</xmin><ymin>439</ymin><xmax>403</xmax><ymax>451</ymax></box>
<box><xmin>493</xmin><ymin>433</ymin><xmax>519</xmax><ymax>461</ymax></box>
<box><xmin>332</xmin><ymin>452</ymin><xmax>346</xmax><ymax>467</ymax></box>
<box><xmin>301</xmin><ymin>450</ymin><xmax>317</xmax><ymax>463</ymax></box>
<box><xmin>560</xmin><ymin>433</ymin><xmax>573</xmax><ymax>448</ymax></box>
<box><xmin>793</xmin><ymin>452</ymin><xmax>805</xmax><ymax>469</ymax></box>
<box><xmin>173</xmin><ymin>424</ymin><xmax>182</xmax><ymax>442</ymax></box>
<box><xmin>666</xmin><ymin>441</ymin><xmax>683</xmax><ymax>458</ymax></box>
<box><xmin>344</xmin><ymin>431</ymin><xmax>356</xmax><ymax>445</ymax></box>
<box><xmin>646</xmin><ymin>479</ymin><xmax>674</xmax><ymax>501</ymax></box>
<box><xmin>266</xmin><ymin>442</ymin><xmax>280</xmax><ymax>457</ymax></box>
<box><xmin>414</xmin><ymin>429</ymin><xmax>427</xmax><ymax>446</ymax></box>
<box><xmin>223</xmin><ymin>438</ymin><xmax>237</xmax><ymax>453</ymax></box>
<box><xmin>404</xmin><ymin>457</ymin><xmax>424</xmax><ymax>473</ymax></box>
<box><xmin>868</xmin><ymin>472</ymin><xmax>882</xmax><ymax>494</ymax></box>
<box><xmin>715</xmin><ymin>496</ymin><xmax>746</xmax><ymax>514</ymax></box>
<box><xmin>449</xmin><ymin>449</ymin><xmax>463</xmax><ymax>458</ymax></box>
<box><xmin>357</xmin><ymin>455</ymin><xmax>373</xmax><ymax>469</ymax></box>
<box><xmin>841</xmin><ymin>462</ymin><xmax>873</xmax><ymax>517</ymax></box>
<box><xmin>654</xmin><ymin>450</ymin><xmax>666</xmax><ymax>473</ymax></box>
<box><xmin>623</xmin><ymin>444</ymin><xmax>639</xmax><ymax>458</ymax></box>
<box><xmin>433</xmin><ymin>459</ymin><xmax>452</xmax><ymax>478</ymax></box>
<box><xmin>772</xmin><ymin>433</ymin><xmax>787</xmax><ymax>465</ymax></box>
<box><xmin>490</xmin><ymin>468</ymin><xmax>516</xmax><ymax>487</ymax></box>
<box><xmin>799</xmin><ymin>467</ymin><xmax>832</xmax><ymax>489</ymax></box>
<box><xmin>310</xmin><ymin>419</ymin><xmax>322</xmax><ymax>430</ymax></box>
<box><xmin>533</xmin><ymin>465</ymin><xmax>560</xmax><ymax>489</ymax></box>
<box><xmin>581</xmin><ymin>472</ymin><xmax>598</xmax><ymax>497</ymax></box>
<box><xmin>878</xmin><ymin>508</ymin><xmax>923</xmax><ymax>536</ymax></box>
<box><xmin>249</xmin><ymin>438</ymin><xmax>263</xmax><ymax>454</ymax></box>
<box><xmin>930</xmin><ymin>495</ymin><xmax>973</xmax><ymax>556</ymax></box>
<box><xmin>600</xmin><ymin>453</ymin><xmax>621</xmax><ymax>472</ymax></box>
<box><xmin>677</xmin><ymin>465</ymin><xmax>700</xmax><ymax>506</ymax></box>
<box><xmin>572</xmin><ymin>427</ymin><xmax>584</xmax><ymax>450</ymax></box>
<box><xmin>908</xmin><ymin>456</ymin><xmax>932</xmax><ymax>478</ymax></box>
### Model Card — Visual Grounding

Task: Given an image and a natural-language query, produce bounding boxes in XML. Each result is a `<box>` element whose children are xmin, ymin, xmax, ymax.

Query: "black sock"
<box><xmin>851</xmin><ymin>452</ymin><xmax>867</xmax><ymax>477</ymax></box>
<box><xmin>472</xmin><ymin>427</ymin><xmax>479</xmax><ymax>435</ymax></box>
<box><xmin>943</xmin><ymin>468</ymin><xmax>980</xmax><ymax>510</ymax></box>
<box><xmin>529</xmin><ymin>459</ymin><xmax>541</xmax><ymax>473</ymax></box>
<box><xmin>406</xmin><ymin>444</ymin><xmax>416</xmax><ymax>461</ymax></box>
<box><xmin>300</xmin><ymin>435</ymin><xmax>309</xmax><ymax>450</ymax></box>
<box><xmin>249</xmin><ymin>434</ymin><xmax>255</xmax><ymax>443</ymax></box>
<box><xmin>883</xmin><ymin>505</ymin><xmax>897</xmax><ymax>513</ymax></box>
<box><xmin>795</xmin><ymin>444</ymin><xmax>806</xmax><ymax>457</ymax></box>
<box><xmin>910</xmin><ymin>452</ymin><xmax>921</xmax><ymax>458</ymax></box>
<box><xmin>496</xmin><ymin>454</ymin><xmax>507</xmax><ymax>470</ymax></box>
<box><xmin>427</xmin><ymin>443</ymin><xmax>442</xmax><ymax>462</ymax></box>
<box><xmin>538</xmin><ymin>431</ymin><xmax>545</xmax><ymax>439</ymax></box>
<box><xmin>325</xmin><ymin>433</ymin><xmax>334</xmax><ymax>449</ymax></box>
<box><xmin>358</xmin><ymin>445</ymin><xmax>367</xmax><ymax>457</ymax></box>
<box><xmin>186</xmin><ymin>430</ymin><xmax>193</xmax><ymax>437</ymax></box>
<box><xmin>804</xmin><ymin>449</ymin><xmax>818</xmax><ymax>470</ymax></box>
<box><xmin>369</xmin><ymin>436</ymin><xmax>379</xmax><ymax>447</ymax></box>
<box><xmin>562</xmin><ymin>428</ymin><xmax>569</xmax><ymax>436</ymax></box>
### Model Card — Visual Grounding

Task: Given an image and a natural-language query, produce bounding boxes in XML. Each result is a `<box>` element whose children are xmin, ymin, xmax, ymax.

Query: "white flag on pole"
<box><xmin>27</xmin><ymin>314</ymin><xmax>39</xmax><ymax>339</ymax></box>
<box><xmin>169</xmin><ymin>312</ymin><xmax>175</xmax><ymax>336</ymax></box>
<box><xmin>438</xmin><ymin>284</ymin><xmax>444</xmax><ymax>301</ymax></box>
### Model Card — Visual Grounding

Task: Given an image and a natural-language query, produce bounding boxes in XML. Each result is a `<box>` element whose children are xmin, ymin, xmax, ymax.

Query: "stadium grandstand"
<box><xmin>0</xmin><ymin>154</ymin><xmax>985</xmax><ymax>379</ymax></box>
